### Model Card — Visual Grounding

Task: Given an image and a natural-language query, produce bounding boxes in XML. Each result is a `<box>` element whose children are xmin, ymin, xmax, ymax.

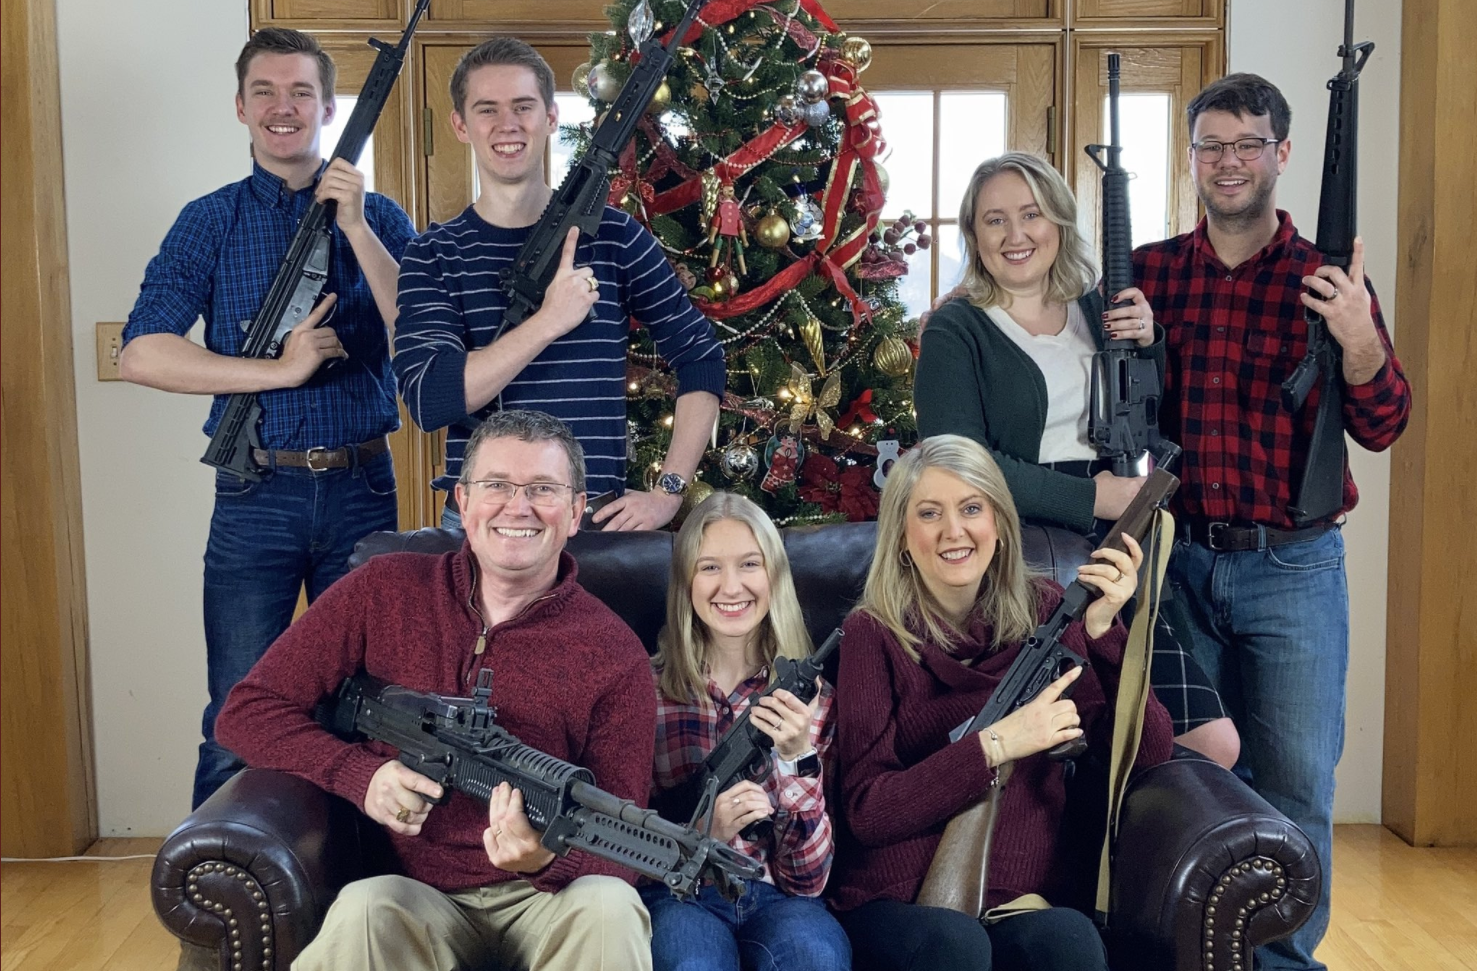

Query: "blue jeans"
<box><xmin>836</xmin><ymin>900</ymin><xmax>1106</xmax><ymax>971</ymax></box>
<box><xmin>640</xmin><ymin>881</ymin><xmax>850</xmax><ymax>971</ymax></box>
<box><xmin>1169</xmin><ymin>528</ymin><xmax>1348</xmax><ymax>971</ymax></box>
<box><xmin>195</xmin><ymin>452</ymin><xmax>397</xmax><ymax>808</ymax></box>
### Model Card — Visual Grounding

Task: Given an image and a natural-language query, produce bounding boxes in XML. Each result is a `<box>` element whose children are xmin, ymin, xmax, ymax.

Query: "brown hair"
<box><xmin>450</xmin><ymin>37</ymin><xmax>556</xmax><ymax>116</ymax></box>
<box><xmin>235</xmin><ymin>28</ymin><xmax>336</xmax><ymax>100</ymax></box>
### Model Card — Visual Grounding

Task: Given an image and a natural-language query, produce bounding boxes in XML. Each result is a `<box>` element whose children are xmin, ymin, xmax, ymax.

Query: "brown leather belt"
<box><xmin>1181</xmin><ymin>518</ymin><xmax>1335</xmax><ymax>552</ymax></box>
<box><xmin>251</xmin><ymin>436</ymin><xmax>388</xmax><ymax>472</ymax></box>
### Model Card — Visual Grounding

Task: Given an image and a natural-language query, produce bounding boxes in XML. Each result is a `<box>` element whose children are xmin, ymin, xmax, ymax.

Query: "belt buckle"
<box><xmin>1206</xmin><ymin>521</ymin><xmax>1232</xmax><ymax>551</ymax></box>
<box><xmin>305</xmin><ymin>446</ymin><xmax>334</xmax><ymax>473</ymax></box>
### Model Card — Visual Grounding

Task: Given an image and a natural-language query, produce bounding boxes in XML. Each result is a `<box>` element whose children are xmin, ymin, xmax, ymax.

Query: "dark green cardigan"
<box><xmin>914</xmin><ymin>291</ymin><xmax>1165</xmax><ymax>534</ymax></box>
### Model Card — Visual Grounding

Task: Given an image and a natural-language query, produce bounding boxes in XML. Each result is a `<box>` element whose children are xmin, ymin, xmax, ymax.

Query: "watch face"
<box><xmin>796</xmin><ymin>752</ymin><xmax>821</xmax><ymax>778</ymax></box>
<box><xmin>658</xmin><ymin>472</ymin><xmax>686</xmax><ymax>495</ymax></box>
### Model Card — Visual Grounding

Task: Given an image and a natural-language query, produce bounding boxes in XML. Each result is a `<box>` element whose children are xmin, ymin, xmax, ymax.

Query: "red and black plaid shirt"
<box><xmin>1133</xmin><ymin>211</ymin><xmax>1410</xmax><ymax>529</ymax></box>
<box><xmin>651</xmin><ymin>667</ymin><xmax>835</xmax><ymax>897</ymax></box>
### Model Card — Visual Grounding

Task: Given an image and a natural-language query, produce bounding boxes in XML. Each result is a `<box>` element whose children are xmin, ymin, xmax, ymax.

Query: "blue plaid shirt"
<box><xmin>125</xmin><ymin>161</ymin><xmax>416</xmax><ymax>450</ymax></box>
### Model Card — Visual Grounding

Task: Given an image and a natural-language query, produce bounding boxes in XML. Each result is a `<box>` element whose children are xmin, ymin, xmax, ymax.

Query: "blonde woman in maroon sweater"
<box><xmin>828</xmin><ymin>434</ymin><xmax>1173</xmax><ymax>971</ymax></box>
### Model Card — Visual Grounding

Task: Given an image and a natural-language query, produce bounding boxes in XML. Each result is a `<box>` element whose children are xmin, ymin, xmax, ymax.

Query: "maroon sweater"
<box><xmin>828</xmin><ymin>579</ymin><xmax>1173</xmax><ymax>912</ymax></box>
<box><xmin>215</xmin><ymin>546</ymin><xmax>655</xmax><ymax>895</ymax></box>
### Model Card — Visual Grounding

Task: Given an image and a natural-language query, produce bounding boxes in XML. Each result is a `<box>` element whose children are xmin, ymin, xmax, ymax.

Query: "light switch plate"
<box><xmin>96</xmin><ymin>322</ymin><xmax>126</xmax><ymax>381</ymax></box>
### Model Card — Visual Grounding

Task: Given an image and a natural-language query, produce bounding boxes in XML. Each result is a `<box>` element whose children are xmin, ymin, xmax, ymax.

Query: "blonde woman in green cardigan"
<box><xmin>915</xmin><ymin>152</ymin><xmax>1239</xmax><ymax>769</ymax></box>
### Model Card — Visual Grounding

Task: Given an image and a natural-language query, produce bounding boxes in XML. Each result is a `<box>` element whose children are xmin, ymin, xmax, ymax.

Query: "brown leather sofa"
<box><xmin>152</xmin><ymin>521</ymin><xmax>1318</xmax><ymax>971</ymax></box>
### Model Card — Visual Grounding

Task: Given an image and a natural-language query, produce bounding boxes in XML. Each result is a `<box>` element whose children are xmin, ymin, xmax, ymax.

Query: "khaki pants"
<box><xmin>292</xmin><ymin>874</ymin><xmax>652</xmax><ymax>971</ymax></box>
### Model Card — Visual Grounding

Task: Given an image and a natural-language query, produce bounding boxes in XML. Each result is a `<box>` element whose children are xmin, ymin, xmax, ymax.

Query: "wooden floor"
<box><xmin>1</xmin><ymin>826</ymin><xmax>1473</xmax><ymax>970</ymax></box>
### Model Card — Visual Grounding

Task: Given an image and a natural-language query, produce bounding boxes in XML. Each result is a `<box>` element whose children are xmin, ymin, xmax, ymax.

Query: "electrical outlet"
<box><xmin>96</xmin><ymin>322</ymin><xmax>126</xmax><ymax>381</ymax></box>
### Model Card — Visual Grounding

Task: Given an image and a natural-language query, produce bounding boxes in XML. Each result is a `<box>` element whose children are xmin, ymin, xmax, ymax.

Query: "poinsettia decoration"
<box><xmin>798</xmin><ymin>454</ymin><xmax>879</xmax><ymax>522</ymax></box>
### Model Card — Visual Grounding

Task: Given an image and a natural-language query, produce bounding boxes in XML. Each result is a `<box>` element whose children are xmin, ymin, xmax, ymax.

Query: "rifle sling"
<box><xmin>1094</xmin><ymin>507</ymin><xmax>1175</xmax><ymax>923</ymax></box>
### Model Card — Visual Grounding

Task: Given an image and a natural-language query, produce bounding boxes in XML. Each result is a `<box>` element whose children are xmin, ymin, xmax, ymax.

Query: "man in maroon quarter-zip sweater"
<box><xmin>216</xmin><ymin>409</ymin><xmax>656</xmax><ymax>971</ymax></box>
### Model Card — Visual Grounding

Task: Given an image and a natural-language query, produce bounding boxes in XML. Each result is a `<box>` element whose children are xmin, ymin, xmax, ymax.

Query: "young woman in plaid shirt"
<box><xmin>643</xmin><ymin>493</ymin><xmax>849</xmax><ymax>971</ymax></box>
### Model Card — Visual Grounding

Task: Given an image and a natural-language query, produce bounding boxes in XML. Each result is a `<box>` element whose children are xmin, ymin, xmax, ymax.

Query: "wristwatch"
<box><xmin>657</xmin><ymin>471</ymin><xmax>688</xmax><ymax>496</ymax></box>
<box><xmin>778</xmin><ymin>749</ymin><xmax>821</xmax><ymax>778</ymax></box>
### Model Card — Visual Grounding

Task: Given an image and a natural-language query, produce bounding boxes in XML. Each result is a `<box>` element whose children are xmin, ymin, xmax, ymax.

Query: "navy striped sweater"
<box><xmin>393</xmin><ymin>205</ymin><xmax>725</xmax><ymax>495</ymax></box>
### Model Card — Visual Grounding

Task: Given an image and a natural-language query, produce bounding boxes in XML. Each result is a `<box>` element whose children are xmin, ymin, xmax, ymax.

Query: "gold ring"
<box><xmin>587</xmin><ymin>276</ymin><xmax>599</xmax><ymax>293</ymax></box>
<box><xmin>395</xmin><ymin>807</ymin><xmax>412</xmax><ymax>824</ymax></box>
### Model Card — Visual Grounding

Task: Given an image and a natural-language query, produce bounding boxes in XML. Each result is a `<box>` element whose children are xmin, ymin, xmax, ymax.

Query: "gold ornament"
<box><xmin>571</xmin><ymin>62</ymin><xmax>593</xmax><ymax>97</ymax></box>
<box><xmin>873</xmin><ymin>161</ymin><xmax>889</xmax><ymax>196</ymax></box>
<box><xmin>786</xmin><ymin>363</ymin><xmax>843</xmax><ymax>439</ymax></box>
<box><xmin>841</xmin><ymin>36</ymin><xmax>873</xmax><ymax>73</ymax></box>
<box><xmin>873</xmin><ymin>335</ymin><xmax>914</xmax><ymax>378</ymax></box>
<box><xmin>800</xmin><ymin>317</ymin><xmax>826</xmax><ymax>374</ymax></box>
<box><xmin>645</xmin><ymin>80</ymin><xmax>671</xmax><ymax>116</ymax></box>
<box><xmin>690</xmin><ymin>80</ymin><xmax>710</xmax><ymax>104</ymax></box>
<box><xmin>708</xmin><ymin>274</ymin><xmax>730</xmax><ymax>301</ymax></box>
<box><xmin>755</xmin><ymin>211</ymin><xmax>791</xmax><ymax>249</ymax></box>
<box><xmin>679</xmin><ymin>479</ymin><xmax>716</xmax><ymax>520</ymax></box>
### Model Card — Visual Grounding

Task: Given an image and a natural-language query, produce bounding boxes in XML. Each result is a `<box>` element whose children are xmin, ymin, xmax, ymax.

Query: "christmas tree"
<box><xmin>570</xmin><ymin>0</ymin><xmax>926</xmax><ymax>524</ymax></box>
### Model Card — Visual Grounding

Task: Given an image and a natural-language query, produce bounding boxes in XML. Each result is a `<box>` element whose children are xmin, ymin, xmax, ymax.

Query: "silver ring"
<box><xmin>1329</xmin><ymin>286</ymin><xmax>1339</xmax><ymax>298</ymax></box>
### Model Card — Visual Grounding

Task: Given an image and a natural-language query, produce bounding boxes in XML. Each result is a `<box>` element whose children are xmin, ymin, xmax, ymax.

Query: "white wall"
<box><xmin>57</xmin><ymin>0</ymin><xmax>248</xmax><ymax>835</ymax></box>
<box><xmin>55</xmin><ymin>0</ymin><xmax>1402</xmax><ymax>835</ymax></box>
<box><xmin>1228</xmin><ymin>0</ymin><xmax>1402</xmax><ymax>824</ymax></box>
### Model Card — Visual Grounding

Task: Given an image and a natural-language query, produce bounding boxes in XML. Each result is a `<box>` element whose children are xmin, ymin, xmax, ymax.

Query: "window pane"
<box><xmin>1108</xmin><ymin>93</ymin><xmax>1170</xmax><ymax>247</ymax></box>
<box><xmin>873</xmin><ymin>92</ymin><xmax>933</xmax><ymax>217</ymax></box>
<box><xmin>938</xmin><ymin>92</ymin><xmax>1007</xmax><ymax>219</ymax></box>
<box><xmin>892</xmin><ymin>243</ymin><xmax>934</xmax><ymax>320</ymax></box>
<box><xmin>323</xmin><ymin>97</ymin><xmax>375</xmax><ymax>191</ymax></box>
<box><xmin>552</xmin><ymin>93</ymin><xmax>597</xmax><ymax>188</ymax></box>
<box><xmin>936</xmin><ymin>223</ymin><xmax>967</xmax><ymax>295</ymax></box>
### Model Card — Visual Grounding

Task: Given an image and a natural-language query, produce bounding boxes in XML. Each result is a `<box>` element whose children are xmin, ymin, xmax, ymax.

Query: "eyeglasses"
<box><xmin>464</xmin><ymin>479</ymin><xmax>574</xmax><ymax>508</ymax></box>
<box><xmin>1191</xmin><ymin>138</ymin><xmax>1281</xmax><ymax>163</ymax></box>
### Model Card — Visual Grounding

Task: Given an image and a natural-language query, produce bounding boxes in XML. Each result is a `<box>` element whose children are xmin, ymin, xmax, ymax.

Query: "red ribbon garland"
<box><xmin>658</xmin><ymin>0</ymin><xmax>838</xmax><ymax>47</ymax></box>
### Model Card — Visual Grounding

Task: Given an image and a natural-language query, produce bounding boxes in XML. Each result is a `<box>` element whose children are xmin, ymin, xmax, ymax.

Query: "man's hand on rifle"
<box><xmin>533</xmin><ymin>227</ymin><xmax>601</xmax><ymax>340</ymax></box>
<box><xmin>484</xmin><ymin>782</ymin><xmax>557</xmax><ymax>873</ymax></box>
<box><xmin>982</xmin><ymin>666</ymin><xmax>1084</xmax><ymax>766</ymax></box>
<box><xmin>1300</xmin><ymin>236</ymin><xmax>1385</xmax><ymax>384</ymax></box>
<box><xmin>277</xmin><ymin>293</ymin><xmax>346</xmax><ymax>386</ymax></box>
<box><xmin>707</xmin><ymin>780</ymin><xmax>774</xmax><ymax>843</ymax></box>
<box><xmin>749</xmin><ymin>682</ymin><xmax>821</xmax><ymax>761</ymax></box>
<box><xmin>1079</xmin><ymin>533</ymin><xmax>1143</xmax><ymax>639</ymax></box>
<box><xmin>1102</xmin><ymin>286</ymin><xmax>1157</xmax><ymax>347</ymax></box>
<box><xmin>316</xmin><ymin>159</ymin><xmax>369</xmax><ymax>234</ymax></box>
<box><xmin>365</xmin><ymin>759</ymin><xmax>444</xmax><ymax>836</ymax></box>
<box><xmin>1092</xmin><ymin>471</ymin><xmax>1146</xmax><ymax>520</ymax></box>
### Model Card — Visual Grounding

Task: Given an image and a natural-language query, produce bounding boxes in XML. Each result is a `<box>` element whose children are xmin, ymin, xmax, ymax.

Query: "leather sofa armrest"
<box><xmin>151</xmin><ymin>769</ymin><xmax>388</xmax><ymax>971</ymax></box>
<box><xmin>1109</xmin><ymin>754</ymin><xmax>1321</xmax><ymax>971</ymax></box>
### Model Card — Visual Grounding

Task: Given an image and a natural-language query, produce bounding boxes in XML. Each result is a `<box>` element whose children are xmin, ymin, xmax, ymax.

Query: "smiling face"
<box><xmin>903</xmin><ymin>467</ymin><xmax>999</xmax><ymax>621</ymax></box>
<box><xmin>970</xmin><ymin>169</ymin><xmax>1061</xmax><ymax>298</ymax></box>
<box><xmin>457</xmin><ymin>436</ymin><xmax>584</xmax><ymax>592</ymax></box>
<box><xmin>451</xmin><ymin>63</ymin><xmax>558</xmax><ymax>191</ymax></box>
<box><xmin>689</xmin><ymin>519</ymin><xmax>773</xmax><ymax>656</ymax></box>
<box><xmin>235</xmin><ymin>52</ymin><xmax>333</xmax><ymax>174</ymax></box>
<box><xmin>1190</xmin><ymin>108</ymin><xmax>1289</xmax><ymax>225</ymax></box>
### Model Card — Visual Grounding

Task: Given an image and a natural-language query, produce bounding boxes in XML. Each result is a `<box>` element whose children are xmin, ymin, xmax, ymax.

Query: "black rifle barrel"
<box><xmin>202</xmin><ymin>0</ymin><xmax>430</xmax><ymax>480</ymax></box>
<box><xmin>498</xmin><ymin>0</ymin><xmax>708</xmax><ymax>330</ymax></box>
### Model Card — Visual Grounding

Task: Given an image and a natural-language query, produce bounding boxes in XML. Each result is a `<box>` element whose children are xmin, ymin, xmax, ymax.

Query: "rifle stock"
<box><xmin>918</xmin><ymin>458</ymin><xmax>1181</xmax><ymax>918</ymax></box>
<box><xmin>202</xmin><ymin>0</ymin><xmax>429</xmax><ymax>480</ymax></box>
<box><xmin>1284</xmin><ymin>0</ymin><xmax>1372</xmax><ymax>525</ymax></box>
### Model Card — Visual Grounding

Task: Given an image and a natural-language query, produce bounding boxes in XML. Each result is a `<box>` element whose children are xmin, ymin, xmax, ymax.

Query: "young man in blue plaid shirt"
<box><xmin>120</xmin><ymin>28</ymin><xmax>416</xmax><ymax>809</ymax></box>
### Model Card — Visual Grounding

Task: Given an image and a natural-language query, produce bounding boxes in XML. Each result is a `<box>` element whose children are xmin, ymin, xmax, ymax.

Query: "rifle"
<box><xmin>655</xmin><ymin>629</ymin><xmax>843</xmax><ymax>842</ymax></box>
<box><xmin>202</xmin><ymin>0</ymin><xmax>430</xmax><ymax>481</ymax></box>
<box><xmin>1084</xmin><ymin>52</ymin><xmax>1172</xmax><ymax>477</ymax></box>
<box><xmin>1281</xmin><ymin>0</ymin><xmax>1373</xmax><ymax>525</ymax></box>
<box><xmin>496</xmin><ymin>0</ymin><xmax>708</xmax><ymax>332</ymax></box>
<box><xmin>916</xmin><ymin>449</ymin><xmax>1180</xmax><ymax>917</ymax></box>
<box><xmin>319</xmin><ymin>669</ymin><xmax>762</xmax><ymax>901</ymax></box>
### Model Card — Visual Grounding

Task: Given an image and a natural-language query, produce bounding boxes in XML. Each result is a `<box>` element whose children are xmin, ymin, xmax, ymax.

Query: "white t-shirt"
<box><xmin>985</xmin><ymin>302</ymin><xmax>1099</xmax><ymax>463</ymax></box>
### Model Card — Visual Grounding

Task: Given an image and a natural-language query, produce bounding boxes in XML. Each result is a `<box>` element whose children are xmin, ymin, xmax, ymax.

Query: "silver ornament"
<box><xmin>587</xmin><ymin>61</ymin><xmax>622</xmax><ymax>103</ymax></box>
<box><xmin>790</xmin><ymin>197</ymin><xmax>823</xmax><ymax>242</ymax></box>
<box><xmin>720</xmin><ymin>443</ymin><xmax>760</xmax><ymax>481</ymax></box>
<box><xmin>627</xmin><ymin>0</ymin><xmax>655</xmax><ymax>45</ymax></box>
<box><xmin>801</xmin><ymin>99</ymin><xmax>830</xmax><ymax>127</ymax></box>
<box><xmin>796</xmin><ymin>69</ymin><xmax>829</xmax><ymax>104</ymax></box>
<box><xmin>774</xmin><ymin>94</ymin><xmax>801</xmax><ymax>126</ymax></box>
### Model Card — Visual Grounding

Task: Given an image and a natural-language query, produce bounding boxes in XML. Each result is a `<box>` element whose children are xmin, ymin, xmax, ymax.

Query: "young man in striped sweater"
<box><xmin>394</xmin><ymin>38</ymin><xmax>724</xmax><ymax>531</ymax></box>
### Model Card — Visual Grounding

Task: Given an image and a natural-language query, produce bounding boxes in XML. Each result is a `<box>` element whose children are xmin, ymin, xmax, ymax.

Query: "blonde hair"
<box><xmin>656</xmin><ymin>493</ymin><xmax>814</xmax><ymax>704</ymax></box>
<box><xmin>957</xmin><ymin>152</ymin><xmax>1098</xmax><ymax>309</ymax></box>
<box><xmin>857</xmin><ymin>435</ymin><xmax>1039</xmax><ymax>661</ymax></box>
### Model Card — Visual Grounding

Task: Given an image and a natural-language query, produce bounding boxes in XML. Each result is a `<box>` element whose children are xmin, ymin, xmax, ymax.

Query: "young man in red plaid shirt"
<box><xmin>1132</xmin><ymin>73</ymin><xmax>1410</xmax><ymax>971</ymax></box>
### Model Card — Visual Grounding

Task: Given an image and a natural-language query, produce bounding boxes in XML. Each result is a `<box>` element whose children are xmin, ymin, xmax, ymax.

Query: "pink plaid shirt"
<box><xmin>651</xmin><ymin>666</ymin><xmax>836</xmax><ymax>897</ymax></box>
